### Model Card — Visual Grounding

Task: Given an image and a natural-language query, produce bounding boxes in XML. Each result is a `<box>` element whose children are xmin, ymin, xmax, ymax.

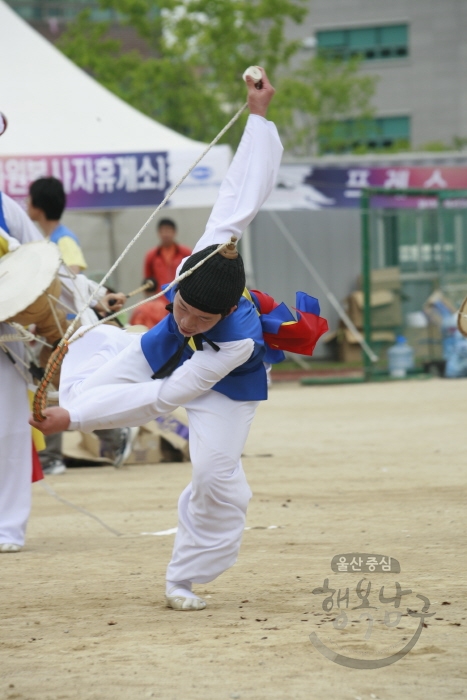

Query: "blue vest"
<box><xmin>140</xmin><ymin>289</ymin><xmax>268</xmax><ymax>402</ymax></box>
<box><xmin>50</xmin><ymin>224</ymin><xmax>81</xmax><ymax>246</ymax></box>
<box><xmin>0</xmin><ymin>193</ymin><xmax>10</xmax><ymax>234</ymax></box>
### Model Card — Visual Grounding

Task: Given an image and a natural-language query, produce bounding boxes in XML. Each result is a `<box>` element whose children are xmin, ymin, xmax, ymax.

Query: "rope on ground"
<box><xmin>40</xmin><ymin>480</ymin><xmax>123</xmax><ymax>537</ymax></box>
<box><xmin>39</xmin><ymin>482</ymin><xmax>284</xmax><ymax>539</ymax></box>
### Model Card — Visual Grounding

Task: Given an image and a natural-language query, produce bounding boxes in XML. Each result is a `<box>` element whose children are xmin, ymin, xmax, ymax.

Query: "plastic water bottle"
<box><xmin>441</xmin><ymin>313</ymin><xmax>458</xmax><ymax>362</ymax></box>
<box><xmin>387</xmin><ymin>336</ymin><xmax>415</xmax><ymax>378</ymax></box>
<box><xmin>441</xmin><ymin>313</ymin><xmax>466</xmax><ymax>377</ymax></box>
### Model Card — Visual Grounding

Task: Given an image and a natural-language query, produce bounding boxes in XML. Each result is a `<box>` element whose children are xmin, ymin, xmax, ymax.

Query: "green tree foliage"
<box><xmin>270</xmin><ymin>55</ymin><xmax>377</xmax><ymax>155</ymax></box>
<box><xmin>58</xmin><ymin>0</ymin><xmax>376</xmax><ymax>154</ymax></box>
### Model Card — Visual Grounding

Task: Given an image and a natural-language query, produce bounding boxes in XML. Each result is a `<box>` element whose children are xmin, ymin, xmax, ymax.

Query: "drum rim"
<box><xmin>0</xmin><ymin>239</ymin><xmax>62</xmax><ymax>323</ymax></box>
<box><xmin>457</xmin><ymin>295</ymin><xmax>467</xmax><ymax>337</ymax></box>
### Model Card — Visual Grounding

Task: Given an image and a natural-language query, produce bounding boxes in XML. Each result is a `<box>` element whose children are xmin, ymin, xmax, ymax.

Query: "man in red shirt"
<box><xmin>144</xmin><ymin>219</ymin><xmax>192</xmax><ymax>294</ymax></box>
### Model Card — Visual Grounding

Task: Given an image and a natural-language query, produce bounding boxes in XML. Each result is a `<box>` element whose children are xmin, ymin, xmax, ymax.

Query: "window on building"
<box><xmin>6</xmin><ymin>1</ymin><xmax>119</xmax><ymax>22</ymax></box>
<box><xmin>317</xmin><ymin>24</ymin><xmax>408</xmax><ymax>61</ymax></box>
<box><xmin>319</xmin><ymin>116</ymin><xmax>411</xmax><ymax>154</ymax></box>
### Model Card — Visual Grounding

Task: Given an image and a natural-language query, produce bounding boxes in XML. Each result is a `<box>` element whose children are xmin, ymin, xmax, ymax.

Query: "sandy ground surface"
<box><xmin>1</xmin><ymin>378</ymin><xmax>466</xmax><ymax>700</ymax></box>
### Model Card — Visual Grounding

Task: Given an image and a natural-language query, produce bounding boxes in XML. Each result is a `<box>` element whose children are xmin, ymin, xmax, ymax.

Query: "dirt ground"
<box><xmin>1</xmin><ymin>378</ymin><xmax>466</xmax><ymax>700</ymax></box>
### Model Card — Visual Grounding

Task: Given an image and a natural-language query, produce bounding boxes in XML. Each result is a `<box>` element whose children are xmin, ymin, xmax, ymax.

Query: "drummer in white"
<box><xmin>0</xmin><ymin>191</ymin><xmax>129</xmax><ymax>551</ymax></box>
<box><xmin>0</xmin><ymin>191</ymin><xmax>43</xmax><ymax>552</ymax></box>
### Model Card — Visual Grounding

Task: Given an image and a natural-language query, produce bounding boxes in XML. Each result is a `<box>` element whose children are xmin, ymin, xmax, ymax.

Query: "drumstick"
<box><xmin>108</xmin><ymin>278</ymin><xmax>157</xmax><ymax>307</ymax></box>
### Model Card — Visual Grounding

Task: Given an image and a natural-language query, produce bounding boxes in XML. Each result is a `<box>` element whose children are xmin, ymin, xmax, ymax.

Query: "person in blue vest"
<box><xmin>27</xmin><ymin>176</ymin><xmax>136</xmax><ymax>472</ymax></box>
<box><xmin>28</xmin><ymin>177</ymin><xmax>87</xmax><ymax>274</ymax></box>
<box><xmin>30</xmin><ymin>69</ymin><xmax>328</xmax><ymax>610</ymax></box>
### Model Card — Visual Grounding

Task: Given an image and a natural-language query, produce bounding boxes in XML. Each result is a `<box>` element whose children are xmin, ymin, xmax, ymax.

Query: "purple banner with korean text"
<box><xmin>0</xmin><ymin>151</ymin><xmax>170</xmax><ymax>210</ymax></box>
<box><xmin>264</xmin><ymin>165</ymin><xmax>467</xmax><ymax>210</ymax></box>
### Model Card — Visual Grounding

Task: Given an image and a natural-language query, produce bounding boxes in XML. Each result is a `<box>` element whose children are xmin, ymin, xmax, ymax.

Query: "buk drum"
<box><xmin>0</xmin><ymin>239</ymin><xmax>67</xmax><ymax>346</ymax></box>
<box><xmin>457</xmin><ymin>295</ymin><xmax>467</xmax><ymax>337</ymax></box>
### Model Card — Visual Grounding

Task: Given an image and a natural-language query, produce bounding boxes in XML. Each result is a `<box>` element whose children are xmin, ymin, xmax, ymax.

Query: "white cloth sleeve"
<box><xmin>67</xmin><ymin>336</ymin><xmax>254</xmax><ymax>432</ymax></box>
<box><xmin>56</xmin><ymin>270</ymin><xmax>108</xmax><ymax>326</ymax></box>
<box><xmin>2</xmin><ymin>193</ymin><xmax>42</xmax><ymax>244</ymax></box>
<box><xmin>82</xmin><ymin>277</ymin><xmax>107</xmax><ymax>308</ymax></box>
<box><xmin>175</xmin><ymin>114</ymin><xmax>283</xmax><ymax>274</ymax></box>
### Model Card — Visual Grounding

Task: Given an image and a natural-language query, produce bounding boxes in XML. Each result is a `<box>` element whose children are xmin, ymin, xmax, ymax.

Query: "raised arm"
<box><xmin>191</xmin><ymin>68</ymin><xmax>283</xmax><ymax>255</ymax></box>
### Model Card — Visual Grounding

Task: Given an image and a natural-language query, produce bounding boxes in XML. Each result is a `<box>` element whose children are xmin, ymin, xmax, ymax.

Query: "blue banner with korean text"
<box><xmin>263</xmin><ymin>164</ymin><xmax>467</xmax><ymax>210</ymax></box>
<box><xmin>0</xmin><ymin>151</ymin><xmax>170</xmax><ymax>209</ymax></box>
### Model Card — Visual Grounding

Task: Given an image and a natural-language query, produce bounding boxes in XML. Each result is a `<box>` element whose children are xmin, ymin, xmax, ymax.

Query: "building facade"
<box><xmin>3</xmin><ymin>1</ymin><xmax>150</xmax><ymax>55</ymax></box>
<box><xmin>8</xmin><ymin>0</ymin><xmax>467</xmax><ymax>152</ymax></box>
<box><xmin>4</xmin><ymin>1</ymin><xmax>116</xmax><ymax>23</ymax></box>
<box><xmin>291</xmin><ymin>0</ymin><xmax>467</xmax><ymax>151</ymax></box>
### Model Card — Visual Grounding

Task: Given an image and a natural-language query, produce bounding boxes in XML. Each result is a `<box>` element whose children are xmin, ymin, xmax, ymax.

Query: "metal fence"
<box><xmin>361</xmin><ymin>189</ymin><xmax>467</xmax><ymax>376</ymax></box>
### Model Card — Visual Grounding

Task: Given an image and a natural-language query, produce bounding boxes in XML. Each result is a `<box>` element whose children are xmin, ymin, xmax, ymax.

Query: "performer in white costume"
<box><xmin>0</xmin><ymin>192</ymin><xmax>43</xmax><ymax>552</ymax></box>
<box><xmin>0</xmin><ymin>192</ymin><xmax>127</xmax><ymax>549</ymax></box>
<box><xmin>31</xmin><ymin>71</ymin><xmax>327</xmax><ymax>608</ymax></box>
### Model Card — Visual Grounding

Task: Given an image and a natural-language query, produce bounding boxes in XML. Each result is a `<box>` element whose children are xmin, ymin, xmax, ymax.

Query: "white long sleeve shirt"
<box><xmin>66</xmin><ymin>333</ymin><xmax>255</xmax><ymax>431</ymax></box>
<box><xmin>177</xmin><ymin>114</ymin><xmax>283</xmax><ymax>276</ymax></box>
<box><xmin>65</xmin><ymin>115</ymin><xmax>283</xmax><ymax>431</ymax></box>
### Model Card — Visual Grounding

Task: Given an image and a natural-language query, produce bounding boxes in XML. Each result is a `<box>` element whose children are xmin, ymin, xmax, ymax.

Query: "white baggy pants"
<box><xmin>0</xmin><ymin>329</ymin><xmax>32</xmax><ymax>546</ymax></box>
<box><xmin>60</xmin><ymin>326</ymin><xmax>258</xmax><ymax>584</ymax></box>
<box><xmin>56</xmin><ymin>114</ymin><xmax>283</xmax><ymax>584</ymax></box>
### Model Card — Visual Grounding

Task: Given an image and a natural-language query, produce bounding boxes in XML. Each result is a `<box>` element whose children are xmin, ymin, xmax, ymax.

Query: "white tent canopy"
<box><xmin>0</xmin><ymin>0</ymin><xmax>231</xmax><ymax>209</ymax></box>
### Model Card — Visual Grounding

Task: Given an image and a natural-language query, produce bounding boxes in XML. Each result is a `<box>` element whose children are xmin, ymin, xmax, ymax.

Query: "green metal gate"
<box><xmin>361</xmin><ymin>189</ymin><xmax>467</xmax><ymax>377</ymax></box>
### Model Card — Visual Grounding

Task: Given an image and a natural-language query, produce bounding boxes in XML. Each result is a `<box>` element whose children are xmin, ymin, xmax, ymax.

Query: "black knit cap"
<box><xmin>178</xmin><ymin>244</ymin><xmax>245</xmax><ymax>315</ymax></box>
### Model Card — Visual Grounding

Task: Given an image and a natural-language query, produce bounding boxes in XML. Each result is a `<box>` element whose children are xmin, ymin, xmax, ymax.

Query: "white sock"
<box><xmin>166</xmin><ymin>580</ymin><xmax>200</xmax><ymax>599</ymax></box>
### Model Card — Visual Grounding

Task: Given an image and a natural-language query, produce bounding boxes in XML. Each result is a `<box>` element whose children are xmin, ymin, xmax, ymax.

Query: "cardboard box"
<box><xmin>62</xmin><ymin>431</ymin><xmax>113</xmax><ymax>464</ymax></box>
<box><xmin>79</xmin><ymin>428</ymin><xmax>163</xmax><ymax>465</ymax></box>
<box><xmin>340</xmin><ymin>329</ymin><xmax>395</xmax><ymax>363</ymax></box>
<box><xmin>338</xmin><ymin>329</ymin><xmax>363</xmax><ymax>363</ymax></box>
<box><xmin>62</xmin><ymin>409</ymin><xmax>190</xmax><ymax>466</ymax></box>
<box><xmin>423</xmin><ymin>290</ymin><xmax>457</xmax><ymax>328</ymax></box>
<box><xmin>126</xmin><ymin>424</ymin><xmax>163</xmax><ymax>465</ymax></box>
<box><xmin>358</xmin><ymin>266</ymin><xmax>402</xmax><ymax>293</ymax></box>
<box><xmin>404</xmin><ymin>326</ymin><xmax>442</xmax><ymax>360</ymax></box>
<box><xmin>346</xmin><ymin>289</ymin><xmax>402</xmax><ymax>329</ymax></box>
<box><xmin>324</xmin><ymin>327</ymin><xmax>395</xmax><ymax>363</ymax></box>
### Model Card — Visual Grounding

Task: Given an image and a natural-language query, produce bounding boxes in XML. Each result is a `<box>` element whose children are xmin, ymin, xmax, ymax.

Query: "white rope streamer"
<box><xmin>39</xmin><ymin>482</ymin><xmax>282</xmax><ymax>539</ymax></box>
<box><xmin>0</xmin><ymin>330</ymin><xmax>34</xmax><ymax>344</ymax></box>
<box><xmin>0</xmin><ymin>325</ymin><xmax>53</xmax><ymax>386</ymax></box>
<box><xmin>0</xmin><ymin>322</ymin><xmax>52</xmax><ymax>347</ymax></box>
<box><xmin>64</xmin><ymin>102</ymin><xmax>249</xmax><ymax>342</ymax></box>
<box><xmin>46</xmin><ymin>294</ymin><xmax>65</xmax><ymax>337</ymax></box>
